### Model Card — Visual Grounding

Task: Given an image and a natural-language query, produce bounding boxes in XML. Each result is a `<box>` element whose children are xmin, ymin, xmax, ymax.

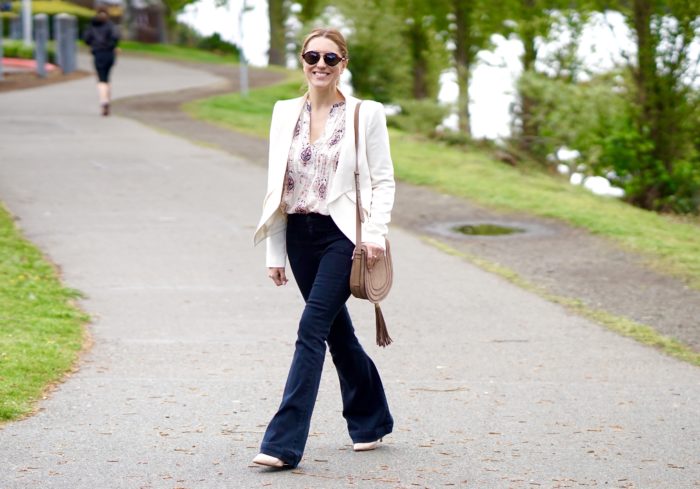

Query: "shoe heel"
<box><xmin>353</xmin><ymin>438</ymin><xmax>382</xmax><ymax>452</ymax></box>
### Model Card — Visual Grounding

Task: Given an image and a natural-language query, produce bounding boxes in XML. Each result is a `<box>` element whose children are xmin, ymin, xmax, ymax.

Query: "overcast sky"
<box><xmin>179</xmin><ymin>0</ymin><xmax>271</xmax><ymax>66</ymax></box>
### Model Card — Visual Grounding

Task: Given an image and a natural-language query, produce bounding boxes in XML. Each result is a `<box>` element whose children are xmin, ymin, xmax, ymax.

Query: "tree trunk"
<box><xmin>630</xmin><ymin>0</ymin><xmax>672</xmax><ymax>210</ymax></box>
<box><xmin>632</xmin><ymin>0</ymin><xmax>675</xmax><ymax>168</ymax></box>
<box><xmin>268</xmin><ymin>0</ymin><xmax>287</xmax><ymax>66</ymax></box>
<box><xmin>632</xmin><ymin>0</ymin><xmax>654</xmax><ymax>128</ymax></box>
<box><xmin>408</xmin><ymin>21</ymin><xmax>430</xmax><ymax>99</ymax></box>
<box><xmin>453</xmin><ymin>0</ymin><xmax>472</xmax><ymax>136</ymax></box>
<box><xmin>518</xmin><ymin>0</ymin><xmax>538</xmax><ymax>153</ymax></box>
<box><xmin>455</xmin><ymin>61</ymin><xmax>471</xmax><ymax>135</ymax></box>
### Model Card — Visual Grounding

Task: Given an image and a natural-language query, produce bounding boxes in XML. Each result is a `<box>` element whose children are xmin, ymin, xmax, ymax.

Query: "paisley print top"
<box><xmin>281</xmin><ymin>100</ymin><xmax>346</xmax><ymax>215</ymax></box>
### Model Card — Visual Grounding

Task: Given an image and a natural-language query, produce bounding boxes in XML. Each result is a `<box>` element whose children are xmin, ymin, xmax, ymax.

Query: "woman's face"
<box><xmin>302</xmin><ymin>36</ymin><xmax>346</xmax><ymax>91</ymax></box>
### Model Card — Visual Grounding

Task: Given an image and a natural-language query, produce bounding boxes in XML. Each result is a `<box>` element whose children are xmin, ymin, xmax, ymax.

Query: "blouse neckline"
<box><xmin>306</xmin><ymin>100</ymin><xmax>346</xmax><ymax>146</ymax></box>
<box><xmin>305</xmin><ymin>100</ymin><xmax>346</xmax><ymax>111</ymax></box>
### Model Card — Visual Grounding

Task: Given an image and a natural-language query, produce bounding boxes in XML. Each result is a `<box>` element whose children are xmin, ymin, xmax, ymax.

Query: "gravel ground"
<box><xmin>0</xmin><ymin>68</ymin><xmax>90</xmax><ymax>92</ymax></box>
<box><xmin>114</xmin><ymin>61</ymin><xmax>700</xmax><ymax>355</ymax></box>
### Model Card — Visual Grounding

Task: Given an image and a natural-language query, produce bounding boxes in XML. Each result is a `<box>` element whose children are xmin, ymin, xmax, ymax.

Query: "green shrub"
<box><xmin>2</xmin><ymin>39</ymin><xmax>57</xmax><ymax>63</ymax></box>
<box><xmin>387</xmin><ymin>99</ymin><xmax>450</xmax><ymax>137</ymax></box>
<box><xmin>2</xmin><ymin>39</ymin><xmax>34</xmax><ymax>60</ymax></box>
<box><xmin>170</xmin><ymin>21</ymin><xmax>201</xmax><ymax>47</ymax></box>
<box><xmin>516</xmin><ymin>70</ymin><xmax>700</xmax><ymax>213</ymax></box>
<box><xmin>196</xmin><ymin>32</ymin><xmax>240</xmax><ymax>59</ymax></box>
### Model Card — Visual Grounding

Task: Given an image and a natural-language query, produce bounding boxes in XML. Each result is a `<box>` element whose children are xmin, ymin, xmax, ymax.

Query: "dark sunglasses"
<box><xmin>301</xmin><ymin>51</ymin><xmax>346</xmax><ymax>67</ymax></box>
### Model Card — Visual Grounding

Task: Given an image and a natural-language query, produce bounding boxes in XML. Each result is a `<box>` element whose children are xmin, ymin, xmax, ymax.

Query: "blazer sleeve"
<box><xmin>266</xmin><ymin>102</ymin><xmax>282</xmax><ymax>190</ymax></box>
<box><xmin>265</xmin><ymin>231</ymin><xmax>286</xmax><ymax>268</ymax></box>
<box><xmin>264</xmin><ymin>101</ymin><xmax>287</xmax><ymax>268</ymax></box>
<box><xmin>362</xmin><ymin>102</ymin><xmax>395</xmax><ymax>247</ymax></box>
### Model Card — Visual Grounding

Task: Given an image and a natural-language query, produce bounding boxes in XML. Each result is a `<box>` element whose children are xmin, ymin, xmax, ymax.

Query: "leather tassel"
<box><xmin>375</xmin><ymin>303</ymin><xmax>392</xmax><ymax>347</ymax></box>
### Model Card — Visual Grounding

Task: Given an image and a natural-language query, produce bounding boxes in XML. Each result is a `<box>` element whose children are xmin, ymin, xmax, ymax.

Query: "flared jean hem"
<box><xmin>258</xmin><ymin>443</ymin><xmax>298</xmax><ymax>468</ymax></box>
<box><xmin>350</xmin><ymin>420</ymin><xmax>394</xmax><ymax>444</ymax></box>
<box><xmin>260</xmin><ymin>419</ymin><xmax>394</xmax><ymax>468</ymax></box>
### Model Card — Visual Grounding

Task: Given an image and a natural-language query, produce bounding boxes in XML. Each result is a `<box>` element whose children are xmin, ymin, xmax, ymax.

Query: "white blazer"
<box><xmin>253</xmin><ymin>88</ymin><xmax>395</xmax><ymax>268</ymax></box>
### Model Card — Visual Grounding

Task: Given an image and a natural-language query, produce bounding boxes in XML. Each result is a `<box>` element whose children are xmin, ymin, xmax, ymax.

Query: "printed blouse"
<box><xmin>281</xmin><ymin>100</ymin><xmax>346</xmax><ymax>215</ymax></box>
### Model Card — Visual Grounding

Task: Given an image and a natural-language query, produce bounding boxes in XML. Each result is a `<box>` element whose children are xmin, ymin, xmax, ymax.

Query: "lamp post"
<box><xmin>238</xmin><ymin>0</ymin><xmax>250</xmax><ymax>97</ymax></box>
<box><xmin>22</xmin><ymin>0</ymin><xmax>31</xmax><ymax>46</ymax></box>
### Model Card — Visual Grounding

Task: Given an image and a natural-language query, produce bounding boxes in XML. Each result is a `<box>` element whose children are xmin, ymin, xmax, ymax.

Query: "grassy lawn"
<box><xmin>119</xmin><ymin>41</ymin><xmax>239</xmax><ymax>65</ymax></box>
<box><xmin>390</xmin><ymin>134</ymin><xmax>700</xmax><ymax>288</ymax></box>
<box><xmin>185</xmin><ymin>77</ymin><xmax>700</xmax><ymax>290</ymax></box>
<box><xmin>182</xmin><ymin>77</ymin><xmax>306</xmax><ymax>136</ymax></box>
<box><xmin>0</xmin><ymin>204</ymin><xmax>88</xmax><ymax>422</ymax></box>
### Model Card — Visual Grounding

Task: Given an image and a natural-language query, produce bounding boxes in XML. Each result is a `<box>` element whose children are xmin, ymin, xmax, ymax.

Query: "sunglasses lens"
<box><xmin>302</xmin><ymin>51</ymin><xmax>344</xmax><ymax>67</ymax></box>
<box><xmin>302</xmin><ymin>51</ymin><xmax>321</xmax><ymax>65</ymax></box>
<box><xmin>324</xmin><ymin>53</ymin><xmax>341</xmax><ymax>66</ymax></box>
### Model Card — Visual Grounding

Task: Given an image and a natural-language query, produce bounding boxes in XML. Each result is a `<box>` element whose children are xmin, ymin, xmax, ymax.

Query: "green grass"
<box><xmin>119</xmin><ymin>41</ymin><xmax>239</xmax><ymax>65</ymax></box>
<box><xmin>185</xmin><ymin>77</ymin><xmax>700</xmax><ymax>290</ymax></box>
<box><xmin>391</xmin><ymin>132</ymin><xmax>700</xmax><ymax>288</ymax></box>
<box><xmin>0</xmin><ymin>204</ymin><xmax>88</xmax><ymax>422</ymax></box>
<box><xmin>183</xmin><ymin>76</ymin><xmax>305</xmax><ymax>137</ymax></box>
<box><xmin>425</xmin><ymin>237</ymin><xmax>700</xmax><ymax>366</ymax></box>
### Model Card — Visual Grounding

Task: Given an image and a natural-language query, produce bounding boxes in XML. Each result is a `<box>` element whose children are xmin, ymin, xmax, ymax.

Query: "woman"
<box><xmin>83</xmin><ymin>6</ymin><xmax>120</xmax><ymax>116</ymax></box>
<box><xmin>252</xmin><ymin>27</ymin><xmax>395</xmax><ymax>469</ymax></box>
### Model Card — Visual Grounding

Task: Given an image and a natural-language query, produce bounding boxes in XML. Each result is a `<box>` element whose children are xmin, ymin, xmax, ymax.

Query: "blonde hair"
<box><xmin>301</xmin><ymin>28</ymin><xmax>349</xmax><ymax>60</ymax></box>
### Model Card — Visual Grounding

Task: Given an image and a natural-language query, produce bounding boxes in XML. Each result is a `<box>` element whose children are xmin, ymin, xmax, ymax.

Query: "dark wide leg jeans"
<box><xmin>260</xmin><ymin>213</ymin><xmax>393</xmax><ymax>467</ymax></box>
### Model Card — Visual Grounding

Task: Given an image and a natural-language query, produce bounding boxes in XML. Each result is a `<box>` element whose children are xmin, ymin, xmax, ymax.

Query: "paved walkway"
<box><xmin>0</xmin><ymin>55</ymin><xmax>698</xmax><ymax>489</ymax></box>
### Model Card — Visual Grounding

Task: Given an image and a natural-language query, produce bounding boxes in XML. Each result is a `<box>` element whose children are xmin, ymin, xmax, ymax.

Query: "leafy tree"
<box><xmin>393</xmin><ymin>0</ymin><xmax>448</xmax><ymax>100</ymax></box>
<box><xmin>516</xmin><ymin>0</ymin><xmax>700</xmax><ymax>212</ymax></box>
<box><xmin>387</xmin><ymin>0</ymin><xmax>507</xmax><ymax>135</ymax></box>
<box><xmin>595</xmin><ymin>0</ymin><xmax>700</xmax><ymax>212</ymax></box>
<box><xmin>516</xmin><ymin>69</ymin><xmax>632</xmax><ymax>170</ymax></box>
<box><xmin>268</xmin><ymin>0</ymin><xmax>330</xmax><ymax>66</ymax></box>
<box><xmin>447</xmin><ymin>0</ymin><xmax>505</xmax><ymax>135</ymax></box>
<box><xmin>504</xmin><ymin>0</ymin><xmax>584</xmax><ymax>152</ymax></box>
<box><xmin>539</xmin><ymin>9</ymin><xmax>589</xmax><ymax>82</ymax></box>
<box><xmin>337</xmin><ymin>0</ymin><xmax>414</xmax><ymax>102</ymax></box>
<box><xmin>296</xmin><ymin>0</ymin><xmax>328</xmax><ymax>23</ymax></box>
<box><xmin>160</xmin><ymin>0</ymin><xmax>205</xmax><ymax>38</ymax></box>
<box><xmin>296</xmin><ymin>0</ymin><xmax>446</xmax><ymax>103</ymax></box>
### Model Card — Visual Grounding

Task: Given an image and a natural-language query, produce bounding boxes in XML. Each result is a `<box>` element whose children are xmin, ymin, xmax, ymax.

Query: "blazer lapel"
<box><xmin>328</xmin><ymin>94</ymin><xmax>359</xmax><ymax>203</ymax></box>
<box><xmin>268</xmin><ymin>96</ymin><xmax>306</xmax><ymax>198</ymax></box>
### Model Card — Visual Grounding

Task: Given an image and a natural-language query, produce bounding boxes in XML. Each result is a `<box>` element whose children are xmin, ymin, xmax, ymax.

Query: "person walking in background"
<box><xmin>83</xmin><ymin>6</ymin><xmax>120</xmax><ymax>116</ymax></box>
<box><xmin>252</xmin><ymin>27</ymin><xmax>396</xmax><ymax>469</ymax></box>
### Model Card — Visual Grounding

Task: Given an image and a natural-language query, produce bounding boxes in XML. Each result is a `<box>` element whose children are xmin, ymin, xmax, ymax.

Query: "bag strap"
<box><xmin>353</xmin><ymin>101</ymin><xmax>364</xmax><ymax>246</ymax></box>
<box><xmin>354</xmin><ymin>101</ymin><xmax>392</xmax><ymax>348</ymax></box>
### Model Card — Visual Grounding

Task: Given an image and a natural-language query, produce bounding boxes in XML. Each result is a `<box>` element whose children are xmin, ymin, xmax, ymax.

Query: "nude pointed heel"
<box><xmin>353</xmin><ymin>437</ymin><xmax>383</xmax><ymax>452</ymax></box>
<box><xmin>252</xmin><ymin>453</ymin><xmax>287</xmax><ymax>467</ymax></box>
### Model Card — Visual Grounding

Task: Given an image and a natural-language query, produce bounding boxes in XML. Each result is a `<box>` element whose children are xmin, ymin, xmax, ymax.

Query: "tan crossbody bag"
<box><xmin>348</xmin><ymin>101</ymin><xmax>393</xmax><ymax>347</ymax></box>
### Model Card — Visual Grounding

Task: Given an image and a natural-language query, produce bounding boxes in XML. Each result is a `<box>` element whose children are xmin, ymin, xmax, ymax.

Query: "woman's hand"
<box><xmin>362</xmin><ymin>242</ymin><xmax>385</xmax><ymax>270</ymax></box>
<box><xmin>268</xmin><ymin>267</ymin><xmax>288</xmax><ymax>286</ymax></box>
